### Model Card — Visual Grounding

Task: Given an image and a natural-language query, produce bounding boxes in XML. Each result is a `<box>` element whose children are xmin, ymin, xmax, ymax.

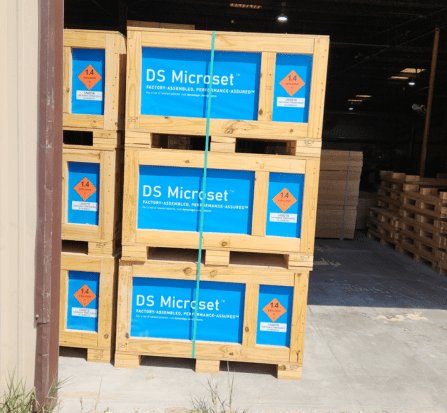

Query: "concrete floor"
<box><xmin>58</xmin><ymin>232</ymin><xmax>447</xmax><ymax>413</ymax></box>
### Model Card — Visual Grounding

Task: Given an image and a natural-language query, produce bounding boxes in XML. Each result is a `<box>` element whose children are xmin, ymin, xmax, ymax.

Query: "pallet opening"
<box><xmin>150</xmin><ymin>133</ymin><xmax>294</xmax><ymax>155</ymax></box>
<box><xmin>62</xmin><ymin>240</ymin><xmax>89</xmax><ymax>255</ymax></box>
<box><xmin>147</xmin><ymin>247</ymin><xmax>204</xmax><ymax>263</ymax></box>
<box><xmin>63</xmin><ymin>130</ymin><xmax>94</xmax><ymax>146</ymax></box>
<box><xmin>230</xmin><ymin>251</ymin><xmax>288</xmax><ymax>269</ymax></box>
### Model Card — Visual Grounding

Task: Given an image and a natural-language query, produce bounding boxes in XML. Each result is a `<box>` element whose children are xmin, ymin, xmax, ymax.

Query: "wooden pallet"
<box><xmin>367</xmin><ymin>219</ymin><xmax>400</xmax><ymax>241</ymax></box>
<box><xmin>401</xmin><ymin>188</ymin><xmax>447</xmax><ymax>217</ymax></box>
<box><xmin>60</xmin><ymin>251</ymin><xmax>120</xmax><ymax>363</ymax></box>
<box><xmin>367</xmin><ymin>228</ymin><xmax>399</xmax><ymax>249</ymax></box>
<box><xmin>62</xmin><ymin>147</ymin><xmax>123</xmax><ymax>255</ymax></box>
<box><xmin>125</xmin><ymin>24</ymin><xmax>329</xmax><ymax>141</ymax></box>
<box><xmin>115</xmin><ymin>254</ymin><xmax>309</xmax><ymax>380</ymax></box>
<box><xmin>122</xmin><ymin>147</ymin><xmax>319</xmax><ymax>269</ymax></box>
<box><xmin>397</xmin><ymin>240</ymin><xmax>446</xmax><ymax>275</ymax></box>
<box><xmin>63</xmin><ymin>29</ymin><xmax>126</xmax><ymax>131</ymax></box>
<box><xmin>125</xmin><ymin>132</ymin><xmax>323</xmax><ymax>159</ymax></box>
<box><xmin>63</xmin><ymin>129</ymin><xmax>124</xmax><ymax>150</ymax></box>
<box><xmin>368</xmin><ymin>207</ymin><xmax>399</xmax><ymax>228</ymax></box>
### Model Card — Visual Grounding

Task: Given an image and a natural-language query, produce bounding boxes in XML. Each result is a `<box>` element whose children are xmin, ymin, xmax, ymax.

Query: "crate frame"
<box><xmin>115</xmin><ymin>256</ymin><xmax>309</xmax><ymax>379</ymax></box>
<box><xmin>62</xmin><ymin>147</ymin><xmax>123</xmax><ymax>255</ymax></box>
<box><xmin>63</xmin><ymin>29</ymin><xmax>126</xmax><ymax>131</ymax></box>
<box><xmin>122</xmin><ymin>148</ymin><xmax>319</xmax><ymax>268</ymax></box>
<box><xmin>63</xmin><ymin>128</ymin><xmax>124</xmax><ymax>150</ymax></box>
<box><xmin>60</xmin><ymin>252</ymin><xmax>119</xmax><ymax>363</ymax></box>
<box><xmin>125</xmin><ymin>24</ymin><xmax>329</xmax><ymax>141</ymax></box>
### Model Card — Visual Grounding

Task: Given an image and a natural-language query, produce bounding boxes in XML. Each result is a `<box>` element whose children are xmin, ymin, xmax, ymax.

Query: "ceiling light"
<box><xmin>408</xmin><ymin>81</ymin><xmax>416</xmax><ymax>86</ymax></box>
<box><xmin>230</xmin><ymin>3</ymin><xmax>262</xmax><ymax>9</ymax></box>
<box><xmin>348</xmin><ymin>99</ymin><xmax>362</xmax><ymax>102</ymax></box>
<box><xmin>277</xmin><ymin>2</ymin><xmax>287</xmax><ymax>22</ymax></box>
<box><xmin>349</xmin><ymin>107</ymin><xmax>354</xmax><ymax>111</ymax></box>
<box><xmin>389</xmin><ymin>76</ymin><xmax>409</xmax><ymax>80</ymax></box>
<box><xmin>356</xmin><ymin>95</ymin><xmax>371</xmax><ymax>98</ymax></box>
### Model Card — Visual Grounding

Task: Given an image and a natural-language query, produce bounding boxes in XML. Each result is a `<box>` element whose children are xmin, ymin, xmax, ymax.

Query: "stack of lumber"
<box><xmin>356</xmin><ymin>192</ymin><xmax>378</xmax><ymax>230</ymax></box>
<box><xmin>115</xmin><ymin>22</ymin><xmax>330</xmax><ymax>379</ymax></box>
<box><xmin>315</xmin><ymin>150</ymin><xmax>363</xmax><ymax>239</ymax></box>
<box><xmin>59</xmin><ymin>29</ymin><xmax>126</xmax><ymax>363</ymax></box>
<box><xmin>367</xmin><ymin>171</ymin><xmax>447</xmax><ymax>274</ymax></box>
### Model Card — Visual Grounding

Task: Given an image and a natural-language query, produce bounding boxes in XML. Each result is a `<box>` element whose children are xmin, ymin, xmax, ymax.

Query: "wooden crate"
<box><xmin>62</xmin><ymin>147</ymin><xmax>123</xmax><ymax>255</ymax></box>
<box><xmin>60</xmin><ymin>249</ymin><xmax>120</xmax><ymax>363</ymax></box>
<box><xmin>121</xmin><ymin>147</ymin><xmax>319</xmax><ymax>269</ymax></box>
<box><xmin>115</xmin><ymin>250</ymin><xmax>309</xmax><ymax>379</ymax></box>
<box><xmin>63</xmin><ymin>29</ymin><xmax>126</xmax><ymax>131</ymax></box>
<box><xmin>125</xmin><ymin>24</ymin><xmax>329</xmax><ymax>142</ymax></box>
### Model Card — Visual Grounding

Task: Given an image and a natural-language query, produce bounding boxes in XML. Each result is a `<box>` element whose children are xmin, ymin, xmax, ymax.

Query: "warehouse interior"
<box><xmin>57</xmin><ymin>1</ymin><xmax>447</xmax><ymax>411</ymax></box>
<box><xmin>64</xmin><ymin>0</ymin><xmax>447</xmax><ymax>183</ymax></box>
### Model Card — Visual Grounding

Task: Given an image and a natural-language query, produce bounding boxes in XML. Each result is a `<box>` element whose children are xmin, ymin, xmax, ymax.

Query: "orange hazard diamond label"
<box><xmin>74</xmin><ymin>177</ymin><xmax>97</xmax><ymax>201</ymax></box>
<box><xmin>279</xmin><ymin>70</ymin><xmax>305</xmax><ymax>97</ymax></box>
<box><xmin>78</xmin><ymin>64</ymin><xmax>102</xmax><ymax>90</ymax></box>
<box><xmin>263</xmin><ymin>298</ymin><xmax>287</xmax><ymax>322</ymax></box>
<box><xmin>74</xmin><ymin>284</ymin><xmax>96</xmax><ymax>307</ymax></box>
<box><xmin>273</xmin><ymin>188</ymin><xmax>297</xmax><ymax>212</ymax></box>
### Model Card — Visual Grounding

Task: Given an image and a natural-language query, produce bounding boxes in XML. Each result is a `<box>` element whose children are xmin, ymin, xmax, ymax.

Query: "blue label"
<box><xmin>130</xmin><ymin>278</ymin><xmax>245</xmax><ymax>343</ymax></box>
<box><xmin>256</xmin><ymin>285</ymin><xmax>293</xmax><ymax>347</ymax></box>
<box><xmin>272</xmin><ymin>54</ymin><xmax>312</xmax><ymax>123</ymax></box>
<box><xmin>266</xmin><ymin>172</ymin><xmax>304</xmax><ymax>238</ymax></box>
<box><xmin>72</xmin><ymin>48</ymin><xmax>105</xmax><ymax>115</ymax></box>
<box><xmin>67</xmin><ymin>162</ymin><xmax>100</xmax><ymax>226</ymax></box>
<box><xmin>137</xmin><ymin>166</ymin><xmax>254</xmax><ymax>234</ymax></box>
<box><xmin>141</xmin><ymin>48</ymin><xmax>261</xmax><ymax>120</ymax></box>
<box><xmin>66</xmin><ymin>271</ymin><xmax>100</xmax><ymax>332</ymax></box>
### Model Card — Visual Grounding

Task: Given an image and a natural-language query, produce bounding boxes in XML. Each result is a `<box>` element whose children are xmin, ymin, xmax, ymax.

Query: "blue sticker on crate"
<box><xmin>71</xmin><ymin>48</ymin><xmax>105</xmax><ymax>115</ymax></box>
<box><xmin>140</xmin><ymin>48</ymin><xmax>261</xmax><ymax>120</ymax></box>
<box><xmin>137</xmin><ymin>166</ymin><xmax>254</xmax><ymax>234</ymax></box>
<box><xmin>67</xmin><ymin>162</ymin><xmax>100</xmax><ymax>226</ymax></box>
<box><xmin>265</xmin><ymin>172</ymin><xmax>304</xmax><ymax>238</ymax></box>
<box><xmin>256</xmin><ymin>285</ymin><xmax>293</xmax><ymax>347</ymax></box>
<box><xmin>66</xmin><ymin>271</ymin><xmax>100</xmax><ymax>332</ymax></box>
<box><xmin>272</xmin><ymin>54</ymin><xmax>313</xmax><ymax>123</ymax></box>
<box><xmin>130</xmin><ymin>278</ymin><xmax>245</xmax><ymax>343</ymax></box>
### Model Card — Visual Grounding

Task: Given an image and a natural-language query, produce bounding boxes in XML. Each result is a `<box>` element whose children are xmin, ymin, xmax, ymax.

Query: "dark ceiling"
<box><xmin>65</xmin><ymin>0</ymin><xmax>447</xmax><ymax>120</ymax></box>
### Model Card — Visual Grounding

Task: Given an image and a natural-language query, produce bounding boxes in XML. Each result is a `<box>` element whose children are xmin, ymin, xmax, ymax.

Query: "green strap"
<box><xmin>192</xmin><ymin>31</ymin><xmax>216</xmax><ymax>359</ymax></box>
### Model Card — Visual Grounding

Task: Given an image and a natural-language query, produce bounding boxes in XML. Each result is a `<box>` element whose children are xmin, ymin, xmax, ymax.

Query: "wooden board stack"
<box><xmin>367</xmin><ymin>171</ymin><xmax>447</xmax><ymax>274</ymax></box>
<box><xmin>59</xmin><ymin>29</ymin><xmax>126</xmax><ymax>362</ymax></box>
<box><xmin>315</xmin><ymin>150</ymin><xmax>363</xmax><ymax>239</ymax></box>
<box><xmin>115</xmin><ymin>22</ymin><xmax>330</xmax><ymax>379</ymax></box>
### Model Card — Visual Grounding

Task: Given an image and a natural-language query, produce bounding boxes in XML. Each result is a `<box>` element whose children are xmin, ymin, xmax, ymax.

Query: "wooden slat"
<box><xmin>134</xmin><ymin>231</ymin><xmax>301</xmax><ymax>254</ymax></box>
<box><xmin>64</xmin><ymin>30</ymin><xmax>106</xmax><ymax>48</ymax></box>
<box><xmin>103</xmin><ymin>33</ymin><xmax>120</xmax><ymax>130</ymax></box>
<box><xmin>139</xmin><ymin>31</ymin><xmax>315</xmax><ymax>54</ymax></box>
<box><xmin>251</xmin><ymin>171</ymin><xmax>269</xmax><ymax>236</ymax></box>
<box><xmin>136</xmin><ymin>117</ymin><xmax>308</xmax><ymax>139</ymax></box>
<box><xmin>300</xmin><ymin>159</ymin><xmax>320</xmax><ymax>254</ymax></box>
<box><xmin>257</xmin><ymin>52</ymin><xmax>276</xmax><ymax>121</ymax></box>
<box><xmin>137</xmin><ymin>150</ymin><xmax>306</xmax><ymax>174</ymax></box>
<box><xmin>289</xmin><ymin>272</ymin><xmax>309</xmax><ymax>364</ymax></box>
<box><xmin>122</xmin><ymin>149</ymin><xmax>139</xmax><ymax>244</ymax></box>
<box><xmin>126</xmin><ymin>30</ymin><xmax>142</xmax><ymax>130</ymax></box>
<box><xmin>63</xmin><ymin>47</ymin><xmax>72</xmax><ymax>114</ymax></box>
<box><xmin>308</xmin><ymin>37</ymin><xmax>330</xmax><ymax>139</ymax></box>
<box><xmin>125</xmin><ymin>339</ymin><xmax>290</xmax><ymax>363</ymax></box>
<box><xmin>63</xmin><ymin>114</ymin><xmax>104</xmax><ymax>129</ymax></box>
<box><xmin>242</xmin><ymin>284</ymin><xmax>259</xmax><ymax>347</ymax></box>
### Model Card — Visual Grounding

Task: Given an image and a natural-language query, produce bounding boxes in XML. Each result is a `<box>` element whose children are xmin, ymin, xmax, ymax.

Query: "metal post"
<box><xmin>420</xmin><ymin>28</ymin><xmax>440</xmax><ymax>177</ymax></box>
<box><xmin>34</xmin><ymin>0</ymin><xmax>63</xmax><ymax>407</ymax></box>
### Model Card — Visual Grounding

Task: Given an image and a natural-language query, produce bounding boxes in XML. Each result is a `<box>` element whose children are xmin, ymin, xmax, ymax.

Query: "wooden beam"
<box><xmin>420</xmin><ymin>28</ymin><xmax>440</xmax><ymax>178</ymax></box>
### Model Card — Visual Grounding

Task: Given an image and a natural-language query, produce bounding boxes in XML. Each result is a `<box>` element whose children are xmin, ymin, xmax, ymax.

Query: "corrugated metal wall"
<box><xmin>0</xmin><ymin>0</ymin><xmax>39</xmax><ymax>390</ymax></box>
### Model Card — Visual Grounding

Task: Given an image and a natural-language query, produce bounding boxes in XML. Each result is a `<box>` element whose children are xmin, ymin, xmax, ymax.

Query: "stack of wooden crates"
<box><xmin>114</xmin><ymin>22</ymin><xmax>329</xmax><ymax>379</ymax></box>
<box><xmin>59</xmin><ymin>30</ymin><xmax>126</xmax><ymax>362</ymax></box>
<box><xmin>316</xmin><ymin>150</ymin><xmax>363</xmax><ymax>239</ymax></box>
<box><xmin>367</xmin><ymin>171</ymin><xmax>447</xmax><ymax>274</ymax></box>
